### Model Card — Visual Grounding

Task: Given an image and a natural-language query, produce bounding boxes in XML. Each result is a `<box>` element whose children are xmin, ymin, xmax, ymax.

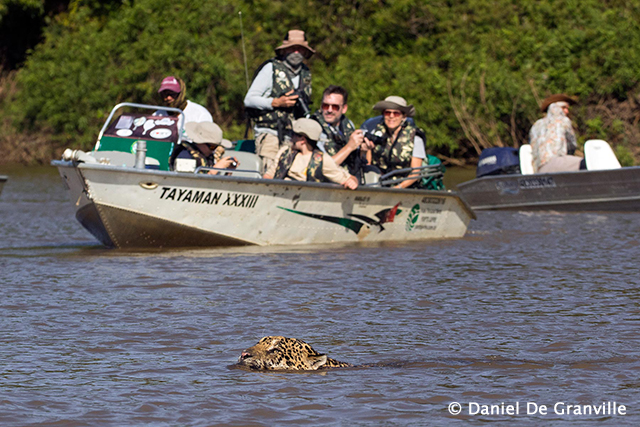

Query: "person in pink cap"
<box><xmin>244</xmin><ymin>30</ymin><xmax>315</xmax><ymax>173</ymax></box>
<box><xmin>155</xmin><ymin>75</ymin><xmax>213</xmax><ymax>126</ymax></box>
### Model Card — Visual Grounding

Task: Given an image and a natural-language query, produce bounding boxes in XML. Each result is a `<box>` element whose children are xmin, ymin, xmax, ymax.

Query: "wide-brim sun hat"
<box><xmin>540</xmin><ymin>94</ymin><xmax>577</xmax><ymax>112</ymax></box>
<box><xmin>292</xmin><ymin>118</ymin><xmax>322</xmax><ymax>143</ymax></box>
<box><xmin>185</xmin><ymin>122</ymin><xmax>223</xmax><ymax>144</ymax></box>
<box><xmin>373</xmin><ymin>95</ymin><xmax>415</xmax><ymax>117</ymax></box>
<box><xmin>275</xmin><ymin>30</ymin><xmax>315</xmax><ymax>57</ymax></box>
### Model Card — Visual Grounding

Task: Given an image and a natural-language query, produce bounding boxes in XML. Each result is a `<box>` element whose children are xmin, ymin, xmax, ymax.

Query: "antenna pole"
<box><xmin>239</xmin><ymin>11</ymin><xmax>250</xmax><ymax>90</ymax></box>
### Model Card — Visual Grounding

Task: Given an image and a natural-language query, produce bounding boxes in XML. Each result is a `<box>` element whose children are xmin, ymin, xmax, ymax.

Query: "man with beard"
<box><xmin>529</xmin><ymin>94</ymin><xmax>583</xmax><ymax>173</ymax></box>
<box><xmin>244</xmin><ymin>30</ymin><xmax>314</xmax><ymax>173</ymax></box>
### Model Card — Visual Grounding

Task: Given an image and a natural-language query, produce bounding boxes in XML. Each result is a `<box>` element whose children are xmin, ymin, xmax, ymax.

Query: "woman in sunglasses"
<box><xmin>361</xmin><ymin>96</ymin><xmax>427</xmax><ymax>188</ymax></box>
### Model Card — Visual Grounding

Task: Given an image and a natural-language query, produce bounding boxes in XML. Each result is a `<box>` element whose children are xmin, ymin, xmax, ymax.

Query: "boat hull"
<box><xmin>54</xmin><ymin>161</ymin><xmax>475</xmax><ymax>249</ymax></box>
<box><xmin>457</xmin><ymin>167</ymin><xmax>640</xmax><ymax>211</ymax></box>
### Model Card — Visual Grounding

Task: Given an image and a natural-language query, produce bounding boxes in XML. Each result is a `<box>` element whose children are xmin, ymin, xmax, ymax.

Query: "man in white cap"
<box><xmin>244</xmin><ymin>30</ymin><xmax>315</xmax><ymax>174</ymax></box>
<box><xmin>361</xmin><ymin>95</ymin><xmax>427</xmax><ymax>188</ymax></box>
<box><xmin>263</xmin><ymin>118</ymin><xmax>358</xmax><ymax>189</ymax></box>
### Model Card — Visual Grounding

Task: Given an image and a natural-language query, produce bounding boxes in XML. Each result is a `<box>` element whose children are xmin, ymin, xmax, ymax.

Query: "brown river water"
<box><xmin>1</xmin><ymin>165</ymin><xmax>639</xmax><ymax>426</ymax></box>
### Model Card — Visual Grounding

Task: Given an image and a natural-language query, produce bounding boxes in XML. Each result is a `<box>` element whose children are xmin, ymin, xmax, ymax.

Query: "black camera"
<box><xmin>229</xmin><ymin>157</ymin><xmax>238</xmax><ymax>168</ymax></box>
<box><xmin>364</xmin><ymin>131</ymin><xmax>386</xmax><ymax>145</ymax></box>
<box><xmin>292</xmin><ymin>89</ymin><xmax>311</xmax><ymax>118</ymax></box>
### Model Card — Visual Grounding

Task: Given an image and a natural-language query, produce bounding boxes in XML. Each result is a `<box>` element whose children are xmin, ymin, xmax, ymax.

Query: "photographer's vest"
<box><xmin>311</xmin><ymin>112</ymin><xmax>362</xmax><ymax>176</ymax></box>
<box><xmin>274</xmin><ymin>148</ymin><xmax>326</xmax><ymax>182</ymax></box>
<box><xmin>311</xmin><ymin>112</ymin><xmax>356</xmax><ymax>156</ymax></box>
<box><xmin>169</xmin><ymin>142</ymin><xmax>224</xmax><ymax>170</ymax></box>
<box><xmin>248</xmin><ymin>59</ymin><xmax>312</xmax><ymax>131</ymax></box>
<box><xmin>370</xmin><ymin>121</ymin><xmax>417</xmax><ymax>175</ymax></box>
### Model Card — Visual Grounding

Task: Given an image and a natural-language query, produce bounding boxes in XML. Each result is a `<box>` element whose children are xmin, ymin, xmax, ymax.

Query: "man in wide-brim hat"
<box><xmin>360</xmin><ymin>96</ymin><xmax>427</xmax><ymax>189</ymax></box>
<box><xmin>244</xmin><ymin>29</ymin><xmax>315</xmax><ymax>175</ymax></box>
<box><xmin>263</xmin><ymin>118</ymin><xmax>358</xmax><ymax>189</ymax></box>
<box><xmin>539</xmin><ymin>93</ymin><xmax>577</xmax><ymax>112</ymax></box>
<box><xmin>529</xmin><ymin>93</ymin><xmax>583</xmax><ymax>173</ymax></box>
<box><xmin>274</xmin><ymin>29</ymin><xmax>315</xmax><ymax>58</ymax></box>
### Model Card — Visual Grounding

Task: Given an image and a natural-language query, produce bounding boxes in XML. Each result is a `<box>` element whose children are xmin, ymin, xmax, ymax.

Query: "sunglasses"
<box><xmin>383</xmin><ymin>110</ymin><xmax>403</xmax><ymax>118</ymax></box>
<box><xmin>161</xmin><ymin>90</ymin><xmax>180</xmax><ymax>98</ymax></box>
<box><xmin>321</xmin><ymin>103</ymin><xmax>342</xmax><ymax>112</ymax></box>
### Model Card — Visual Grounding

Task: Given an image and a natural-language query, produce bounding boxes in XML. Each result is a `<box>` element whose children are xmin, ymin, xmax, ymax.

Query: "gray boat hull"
<box><xmin>457</xmin><ymin>167</ymin><xmax>640</xmax><ymax>211</ymax></box>
<box><xmin>0</xmin><ymin>175</ymin><xmax>6</xmax><ymax>196</ymax></box>
<box><xmin>54</xmin><ymin>160</ymin><xmax>475</xmax><ymax>249</ymax></box>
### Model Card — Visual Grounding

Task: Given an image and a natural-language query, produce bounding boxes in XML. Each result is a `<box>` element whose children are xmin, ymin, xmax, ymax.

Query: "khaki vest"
<box><xmin>274</xmin><ymin>148</ymin><xmax>326</xmax><ymax>182</ymax></box>
<box><xmin>248</xmin><ymin>59</ymin><xmax>312</xmax><ymax>132</ymax></box>
<box><xmin>371</xmin><ymin>121</ymin><xmax>417</xmax><ymax>175</ymax></box>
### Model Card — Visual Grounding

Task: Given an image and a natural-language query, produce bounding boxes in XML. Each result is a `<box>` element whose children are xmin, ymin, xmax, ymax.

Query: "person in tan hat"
<box><xmin>360</xmin><ymin>96</ymin><xmax>427</xmax><ymax>188</ymax></box>
<box><xmin>244</xmin><ymin>30</ymin><xmax>315</xmax><ymax>174</ymax></box>
<box><xmin>263</xmin><ymin>118</ymin><xmax>358</xmax><ymax>189</ymax></box>
<box><xmin>172</xmin><ymin>122</ymin><xmax>238</xmax><ymax>175</ymax></box>
<box><xmin>529</xmin><ymin>94</ymin><xmax>583</xmax><ymax>173</ymax></box>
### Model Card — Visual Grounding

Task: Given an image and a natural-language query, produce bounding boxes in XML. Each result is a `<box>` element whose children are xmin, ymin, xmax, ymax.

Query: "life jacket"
<box><xmin>370</xmin><ymin>120</ymin><xmax>418</xmax><ymax>175</ymax></box>
<box><xmin>310</xmin><ymin>111</ymin><xmax>364</xmax><ymax>177</ymax></box>
<box><xmin>311</xmin><ymin>112</ymin><xmax>355</xmax><ymax>155</ymax></box>
<box><xmin>274</xmin><ymin>148</ymin><xmax>326</xmax><ymax>182</ymax></box>
<box><xmin>170</xmin><ymin>142</ymin><xmax>224</xmax><ymax>169</ymax></box>
<box><xmin>246</xmin><ymin>58</ymin><xmax>312</xmax><ymax>132</ymax></box>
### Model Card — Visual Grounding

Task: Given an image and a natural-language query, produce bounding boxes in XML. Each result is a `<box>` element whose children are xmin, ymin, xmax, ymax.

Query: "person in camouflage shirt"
<box><xmin>264</xmin><ymin>119</ymin><xmax>358</xmax><ymax>189</ymax></box>
<box><xmin>361</xmin><ymin>96</ymin><xmax>428</xmax><ymax>189</ymax></box>
<box><xmin>310</xmin><ymin>85</ymin><xmax>365</xmax><ymax>177</ymax></box>
<box><xmin>244</xmin><ymin>30</ymin><xmax>314</xmax><ymax>174</ymax></box>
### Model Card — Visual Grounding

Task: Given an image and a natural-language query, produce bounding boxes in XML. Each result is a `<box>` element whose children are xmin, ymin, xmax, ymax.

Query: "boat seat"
<box><xmin>362</xmin><ymin>165</ymin><xmax>381</xmax><ymax>185</ymax></box>
<box><xmin>584</xmin><ymin>139</ymin><xmax>621</xmax><ymax>170</ymax></box>
<box><xmin>225</xmin><ymin>151</ymin><xmax>263</xmax><ymax>178</ymax></box>
<box><xmin>174</xmin><ymin>149</ymin><xmax>263</xmax><ymax>177</ymax></box>
<box><xmin>519</xmin><ymin>144</ymin><xmax>534</xmax><ymax>175</ymax></box>
<box><xmin>90</xmin><ymin>150</ymin><xmax>160</xmax><ymax>168</ymax></box>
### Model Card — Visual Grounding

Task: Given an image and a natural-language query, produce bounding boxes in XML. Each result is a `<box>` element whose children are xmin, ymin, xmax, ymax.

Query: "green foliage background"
<box><xmin>1</xmin><ymin>0</ymin><xmax>640</xmax><ymax>165</ymax></box>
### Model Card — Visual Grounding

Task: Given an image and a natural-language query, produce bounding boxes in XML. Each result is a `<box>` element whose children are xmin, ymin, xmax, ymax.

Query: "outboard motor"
<box><xmin>476</xmin><ymin>147</ymin><xmax>521</xmax><ymax>178</ymax></box>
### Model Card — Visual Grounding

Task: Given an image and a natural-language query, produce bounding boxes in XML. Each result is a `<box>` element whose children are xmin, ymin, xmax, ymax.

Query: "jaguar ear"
<box><xmin>308</xmin><ymin>354</ymin><xmax>328</xmax><ymax>370</ymax></box>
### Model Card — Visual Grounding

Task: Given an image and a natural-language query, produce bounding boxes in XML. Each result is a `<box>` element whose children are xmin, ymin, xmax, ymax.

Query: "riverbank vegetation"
<box><xmin>1</xmin><ymin>0</ymin><xmax>639</xmax><ymax>165</ymax></box>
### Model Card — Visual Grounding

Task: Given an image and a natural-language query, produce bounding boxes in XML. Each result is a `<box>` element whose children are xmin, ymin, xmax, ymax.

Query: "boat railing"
<box><xmin>96</xmin><ymin>102</ymin><xmax>187</xmax><ymax>147</ymax></box>
<box><xmin>195</xmin><ymin>166</ymin><xmax>263</xmax><ymax>178</ymax></box>
<box><xmin>374</xmin><ymin>164</ymin><xmax>444</xmax><ymax>187</ymax></box>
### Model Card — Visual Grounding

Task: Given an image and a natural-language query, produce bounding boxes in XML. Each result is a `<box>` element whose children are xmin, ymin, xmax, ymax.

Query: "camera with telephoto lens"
<box><xmin>364</xmin><ymin>131</ymin><xmax>386</xmax><ymax>145</ymax></box>
<box><xmin>292</xmin><ymin>89</ymin><xmax>311</xmax><ymax>118</ymax></box>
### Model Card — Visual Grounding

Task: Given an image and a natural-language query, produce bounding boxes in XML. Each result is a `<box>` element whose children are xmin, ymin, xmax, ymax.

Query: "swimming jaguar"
<box><xmin>237</xmin><ymin>336</ymin><xmax>352</xmax><ymax>371</ymax></box>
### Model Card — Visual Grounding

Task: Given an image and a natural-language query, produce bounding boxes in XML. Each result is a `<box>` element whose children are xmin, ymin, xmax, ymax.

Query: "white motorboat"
<box><xmin>52</xmin><ymin>103</ymin><xmax>475</xmax><ymax>248</ymax></box>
